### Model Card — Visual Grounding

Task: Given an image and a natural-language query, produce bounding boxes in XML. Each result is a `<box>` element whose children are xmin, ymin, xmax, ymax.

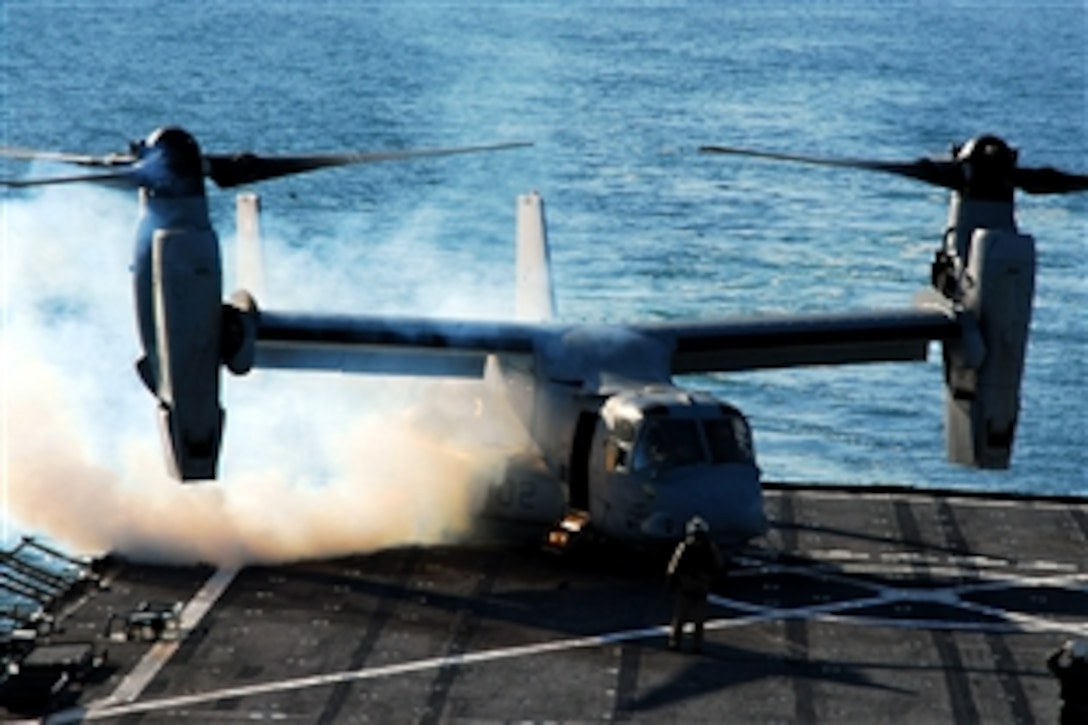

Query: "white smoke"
<box><xmin>0</xmin><ymin>183</ymin><xmax>527</xmax><ymax>567</ymax></box>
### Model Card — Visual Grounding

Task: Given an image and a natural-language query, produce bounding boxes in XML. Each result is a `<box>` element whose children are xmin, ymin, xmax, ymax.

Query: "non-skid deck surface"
<box><xmin>11</xmin><ymin>485</ymin><xmax>1087</xmax><ymax>723</ymax></box>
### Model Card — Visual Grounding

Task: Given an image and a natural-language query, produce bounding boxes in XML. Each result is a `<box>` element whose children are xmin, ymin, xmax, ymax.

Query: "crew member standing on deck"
<box><xmin>1047</xmin><ymin>638</ymin><xmax>1088</xmax><ymax>724</ymax></box>
<box><xmin>666</xmin><ymin>516</ymin><xmax>723</xmax><ymax>653</ymax></box>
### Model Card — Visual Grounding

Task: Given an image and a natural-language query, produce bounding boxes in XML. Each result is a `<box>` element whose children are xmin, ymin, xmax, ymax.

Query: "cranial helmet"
<box><xmin>686</xmin><ymin>516</ymin><xmax>709</xmax><ymax>536</ymax></box>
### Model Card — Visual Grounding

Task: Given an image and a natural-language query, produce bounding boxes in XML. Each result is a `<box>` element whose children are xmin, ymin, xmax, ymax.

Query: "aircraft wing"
<box><xmin>253</xmin><ymin>311</ymin><xmax>543</xmax><ymax>377</ymax></box>
<box><xmin>634</xmin><ymin>306</ymin><xmax>960</xmax><ymax>374</ymax></box>
<box><xmin>251</xmin><ymin>304</ymin><xmax>959</xmax><ymax>380</ymax></box>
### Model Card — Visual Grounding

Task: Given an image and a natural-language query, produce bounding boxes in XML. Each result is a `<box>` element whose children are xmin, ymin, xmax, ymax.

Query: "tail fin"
<box><xmin>515</xmin><ymin>191</ymin><xmax>556</xmax><ymax>321</ymax></box>
<box><xmin>235</xmin><ymin>192</ymin><xmax>265</xmax><ymax>300</ymax></box>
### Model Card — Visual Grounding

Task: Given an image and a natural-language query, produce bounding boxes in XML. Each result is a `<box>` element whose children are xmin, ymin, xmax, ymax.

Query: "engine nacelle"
<box><xmin>151</xmin><ymin>227</ymin><xmax>224</xmax><ymax>480</ymax></box>
<box><xmin>944</xmin><ymin>228</ymin><xmax>1035</xmax><ymax>469</ymax></box>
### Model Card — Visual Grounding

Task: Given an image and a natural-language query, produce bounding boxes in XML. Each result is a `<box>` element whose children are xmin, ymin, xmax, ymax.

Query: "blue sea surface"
<box><xmin>1</xmin><ymin>1</ymin><xmax>1085</xmax><ymax>560</ymax></box>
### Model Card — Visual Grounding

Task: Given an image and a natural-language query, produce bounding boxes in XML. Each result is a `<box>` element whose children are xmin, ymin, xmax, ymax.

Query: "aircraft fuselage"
<box><xmin>487</xmin><ymin>354</ymin><xmax>767</xmax><ymax>546</ymax></box>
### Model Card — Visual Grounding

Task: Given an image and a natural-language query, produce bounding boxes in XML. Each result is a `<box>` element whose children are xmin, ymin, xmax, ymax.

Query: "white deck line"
<box><xmin>92</xmin><ymin>568</ymin><xmax>236</xmax><ymax>709</ymax></box>
<box><xmin>63</xmin><ymin>578</ymin><xmax>1088</xmax><ymax>721</ymax></box>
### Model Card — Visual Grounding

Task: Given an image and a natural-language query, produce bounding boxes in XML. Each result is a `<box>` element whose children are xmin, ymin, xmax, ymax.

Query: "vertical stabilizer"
<box><xmin>236</xmin><ymin>192</ymin><xmax>265</xmax><ymax>300</ymax></box>
<box><xmin>515</xmin><ymin>191</ymin><xmax>556</xmax><ymax>321</ymax></box>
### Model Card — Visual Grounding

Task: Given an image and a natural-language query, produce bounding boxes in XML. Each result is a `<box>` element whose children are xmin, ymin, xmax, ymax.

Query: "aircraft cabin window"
<box><xmin>632</xmin><ymin>419</ymin><xmax>704</xmax><ymax>472</ymax></box>
<box><xmin>703</xmin><ymin>416</ymin><xmax>755</xmax><ymax>464</ymax></box>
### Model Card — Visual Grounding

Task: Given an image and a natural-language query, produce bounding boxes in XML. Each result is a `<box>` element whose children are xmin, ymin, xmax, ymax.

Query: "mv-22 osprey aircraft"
<box><xmin>4</xmin><ymin>128</ymin><xmax>1087</xmax><ymax>550</ymax></box>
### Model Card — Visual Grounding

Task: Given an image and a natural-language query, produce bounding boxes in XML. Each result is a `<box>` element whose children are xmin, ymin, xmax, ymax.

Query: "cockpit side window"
<box><xmin>703</xmin><ymin>415</ymin><xmax>755</xmax><ymax>464</ymax></box>
<box><xmin>605</xmin><ymin>437</ymin><xmax>629</xmax><ymax>471</ymax></box>
<box><xmin>613</xmin><ymin>418</ymin><xmax>636</xmax><ymax>444</ymax></box>
<box><xmin>605</xmin><ymin>417</ymin><xmax>637</xmax><ymax>472</ymax></box>
<box><xmin>632</xmin><ymin>419</ymin><xmax>704</xmax><ymax>472</ymax></box>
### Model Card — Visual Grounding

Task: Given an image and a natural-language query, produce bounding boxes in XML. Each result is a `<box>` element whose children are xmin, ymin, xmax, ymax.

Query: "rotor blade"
<box><xmin>0</xmin><ymin>169</ymin><xmax>136</xmax><ymax>188</ymax></box>
<box><xmin>699</xmin><ymin>144</ymin><xmax>963</xmax><ymax>191</ymax></box>
<box><xmin>204</xmin><ymin>141</ymin><xmax>534</xmax><ymax>188</ymax></box>
<box><xmin>0</xmin><ymin>146</ymin><xmax>136</xmax><ymax>167</ymax></box>
<box><xmin>1013</xmin><ymin>166</ymin><xmax>1088</xmax><ymax>195</ymax></box>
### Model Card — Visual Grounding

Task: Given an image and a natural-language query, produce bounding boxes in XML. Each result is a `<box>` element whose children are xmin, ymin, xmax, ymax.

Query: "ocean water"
<box><xmin>1</xmin><ymin>1</ymin><xmax>1085</xmax><ymax>560</ymax></box>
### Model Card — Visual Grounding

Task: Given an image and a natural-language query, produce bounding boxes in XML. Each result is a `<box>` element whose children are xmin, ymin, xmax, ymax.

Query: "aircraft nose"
<box><xmin>640</xmin><ymin>467</ymin><xmax>766</xmax><ymax>543</ymax></box>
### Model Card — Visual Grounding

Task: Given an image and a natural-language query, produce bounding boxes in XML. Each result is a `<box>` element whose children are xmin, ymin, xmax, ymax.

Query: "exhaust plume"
<box><xmin>1</xmin><ymin>183</ymin><xmax>523</xmax><ymax>567</ymax></box>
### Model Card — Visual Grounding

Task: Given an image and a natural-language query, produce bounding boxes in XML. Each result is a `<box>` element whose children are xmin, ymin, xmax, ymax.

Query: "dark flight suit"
<box><xmin>1047</xmin><ymin>647</ymin><xmax>1088</xmax><ymax>725</ymax></box>
<box><xmin>666</xmin><ymin>531</ymin><xmax>723</xmax><ymax>652</ymax></box>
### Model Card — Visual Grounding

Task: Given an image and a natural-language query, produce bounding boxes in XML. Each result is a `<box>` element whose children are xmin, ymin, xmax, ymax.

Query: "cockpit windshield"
<box><xmin>627</xmin><ymin>412</ymin><xmax>755</xmax><ymax>472</ymax></box>
<box><xmin>703</xmin><ymin>415</ymin><xmax>755</xmax><ymax>464</ymax></box>
<box><xmin>631</xmin><ymin>419</ymin><xmax>703</xmax><ymax>471</ymax></box>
